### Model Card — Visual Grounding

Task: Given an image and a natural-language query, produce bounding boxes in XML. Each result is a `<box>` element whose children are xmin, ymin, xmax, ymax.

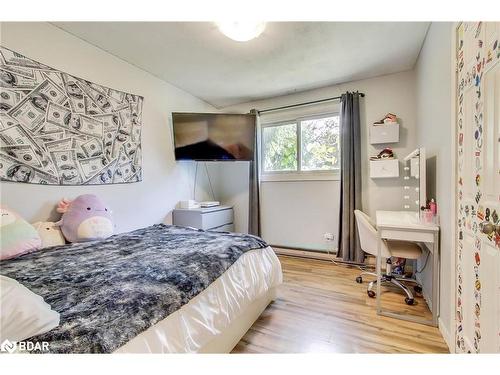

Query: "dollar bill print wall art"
<box><xmin>0</xmin><ymin>45</ymin><xmax>143</xmax><ymax>185</ymax></box>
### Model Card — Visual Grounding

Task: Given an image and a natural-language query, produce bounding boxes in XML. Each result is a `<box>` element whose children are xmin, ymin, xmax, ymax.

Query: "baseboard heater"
<box><xmin>272</xmin><ymin>245</ymin><xmax>369</xmax><ymax>267</ymax></box>
<box><xmin>271</xmin><ymin>245</ymin><xmax>337</xmax><ymax>262</ymax></box>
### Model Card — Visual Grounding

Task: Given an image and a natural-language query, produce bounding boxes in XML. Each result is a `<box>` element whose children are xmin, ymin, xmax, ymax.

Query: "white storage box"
<box><xmin>370</xmin><ymin>123</ymin><xmax>400</xmax><ymax>144</ymax></box>
<box><xmin>370</xmin><ymin>159</ymin><xmax>399</xmax><ymax>178</ymax></box>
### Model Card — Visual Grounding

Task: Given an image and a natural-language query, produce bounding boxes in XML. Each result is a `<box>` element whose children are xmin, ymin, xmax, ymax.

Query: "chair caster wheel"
<box><xmin>356</xmin><ymin>276</ymin><xmax>363</xmax><ymax>283</ymax></box>
<box><xmin>367</xmin><ymin>290</ymin><xmax>376</xmax><ymax>298</ymax></box>
<box><xmin>405</xmin><ymin>297</ymin><xmax>414</xmax><ymax>305</ymax></box>
<box><xmin>413</xmin><ymin>285</ymin><xmax>422</xmax><ymax>294</ymax></box>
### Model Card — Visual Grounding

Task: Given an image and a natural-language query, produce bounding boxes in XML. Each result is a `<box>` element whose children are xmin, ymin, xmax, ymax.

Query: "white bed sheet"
<box><xmin>115</xmin><ymin>246</ymin><xmax>282</xmax><ymax>353</ymax></box>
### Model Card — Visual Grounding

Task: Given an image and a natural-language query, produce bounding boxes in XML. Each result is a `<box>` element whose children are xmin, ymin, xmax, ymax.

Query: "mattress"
<box><xmin>1</xmin><ymin>224</ymin><xmax>278</xmax><ymax>353</ymax></box>
<box><xmin>115</xmin><ymin>246</ymin><xmax>282</xmax><ymax>353</ymax></box>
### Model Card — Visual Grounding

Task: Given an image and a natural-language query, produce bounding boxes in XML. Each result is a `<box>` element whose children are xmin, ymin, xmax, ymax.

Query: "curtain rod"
<box><xmin>256</xmin><ymin>92</ymin><xmax>365</xmax><ymax>115</ymax></box>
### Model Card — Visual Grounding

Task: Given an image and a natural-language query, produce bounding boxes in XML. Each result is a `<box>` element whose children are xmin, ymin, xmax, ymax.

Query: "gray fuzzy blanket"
<box><xmin>0</xmin><ymin>224</ymin><xmax>267</xmax><ymax>353</ymax></box>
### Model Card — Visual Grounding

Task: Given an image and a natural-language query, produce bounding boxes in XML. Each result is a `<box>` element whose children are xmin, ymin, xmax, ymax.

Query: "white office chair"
<box><xmin>354</xmin><ymin>210</ymin><xmax>423</xmax><ymax>305</ymax></box>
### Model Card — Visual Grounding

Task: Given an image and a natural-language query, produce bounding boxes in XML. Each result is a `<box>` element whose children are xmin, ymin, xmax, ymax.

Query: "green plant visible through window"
<box><xmin>262</xmin><ymin>123</ymin><xmax>297</xmax><ymax>171</ymax></box>
<box><xmin>301</xmin><ymin>116</ymin><xmax>339</xmax><ymax>171</ymax></box>
<box><xmin>262</xmin><ymin>115</ymin><xmax>340</xmax><ymax>174</ymax></box>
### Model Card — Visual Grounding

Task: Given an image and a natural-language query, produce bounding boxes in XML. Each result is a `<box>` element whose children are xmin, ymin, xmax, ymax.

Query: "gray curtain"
<box><xmin>338</xmin><ymin>92</ymin><xmax>364</xmax><ymax>263</ymax></box>
<box><xmin>248</xmin><ymin>109</ymin><xmax>261</xmax><ymax>236</ymax></box>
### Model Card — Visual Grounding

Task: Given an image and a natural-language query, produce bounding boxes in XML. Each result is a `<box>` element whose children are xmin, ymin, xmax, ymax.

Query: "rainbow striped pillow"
<box><xmin>1</xmin><ymin>206</ymin><xmax>41</xmax><ymax>261</ymax></box>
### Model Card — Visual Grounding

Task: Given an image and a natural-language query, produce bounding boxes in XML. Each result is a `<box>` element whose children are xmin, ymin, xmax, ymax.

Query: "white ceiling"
<box><xmin>53</xmin><ymin>22</ymin><xmax>429</xmax><ymax>108</ymax></box>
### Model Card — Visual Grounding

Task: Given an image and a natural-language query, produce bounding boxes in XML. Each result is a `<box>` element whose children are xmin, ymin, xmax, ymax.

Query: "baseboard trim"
<box><xmin>439</xmin><ymin>316</ymin><xmax>454</xmax><ymax>353</ymax></box>
<box><xmin>272</xmin><ymin>247</ymin><xmax>370</xmax><ymax>267</ymax></box>
<box><xmin>272</xmin><ymin>247</ymin><xmax>336</xmax><ymax>261</ymax></box>
<box><xmin>269</xmin><ymin>244</ymin><xmax>335</xmax><ymax>253</ymax></box>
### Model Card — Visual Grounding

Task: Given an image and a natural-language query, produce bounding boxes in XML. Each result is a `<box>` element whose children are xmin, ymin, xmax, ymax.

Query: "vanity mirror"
<box><xmin>402</xmin><ymin>148</ymin><xmax>426</xmax><ymax>212</ymax></box>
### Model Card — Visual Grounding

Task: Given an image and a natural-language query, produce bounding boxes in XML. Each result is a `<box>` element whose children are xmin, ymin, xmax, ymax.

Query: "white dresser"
<box><xmin>172</xmin><ymin>205</ymin><xmax>234</xmax><ymax>232</ymax></box>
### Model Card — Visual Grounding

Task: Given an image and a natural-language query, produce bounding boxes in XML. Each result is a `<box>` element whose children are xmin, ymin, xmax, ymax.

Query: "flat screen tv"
<box><xmin>172</xmin><ymin>112</ymin><xmax>256</xmax><ymax>161</ymax></box>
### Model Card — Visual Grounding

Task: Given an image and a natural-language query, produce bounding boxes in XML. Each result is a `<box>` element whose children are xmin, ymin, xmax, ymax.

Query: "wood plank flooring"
<box><xmin>232</xmin><ymin>255</ymin><xmax>449</xmax><ymax>353</ymax></box>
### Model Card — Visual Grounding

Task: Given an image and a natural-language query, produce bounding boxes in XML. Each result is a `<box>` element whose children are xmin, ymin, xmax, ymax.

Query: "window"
<box><xmin>261</xmin><ymin>114</ymin><xmax>340</xmax><ymax>180</ymax></box>
<box><xmin>262</xmin><ymin>123</ymin><xmax>297</xmax><ymax>172</ymax></box>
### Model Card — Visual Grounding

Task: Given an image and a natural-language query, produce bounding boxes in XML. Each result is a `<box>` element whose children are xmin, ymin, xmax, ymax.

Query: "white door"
<box><xmin>455</xmin><ymin>22</ymin><xmax>500</xmax><ymax>353</ymax></box>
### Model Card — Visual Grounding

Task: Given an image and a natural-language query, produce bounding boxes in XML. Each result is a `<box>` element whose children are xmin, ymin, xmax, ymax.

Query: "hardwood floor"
<box><xmin>232</xmin><ymin>255</ymin><xmax>449</xmax><ymax>353</ymax></box>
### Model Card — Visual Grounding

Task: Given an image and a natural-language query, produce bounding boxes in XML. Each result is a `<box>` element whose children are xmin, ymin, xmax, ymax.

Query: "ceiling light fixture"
<box><xmin>216</xmin><ymin>21</ymin><xmax>266</xmax><ymax>42</ymax></box>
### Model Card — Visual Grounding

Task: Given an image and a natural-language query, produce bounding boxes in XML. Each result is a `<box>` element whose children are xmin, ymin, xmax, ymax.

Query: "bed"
<box><xmin>0</xmin><ymin>224</ymin><xmax>282</xmax><ymax>353</ymax></box>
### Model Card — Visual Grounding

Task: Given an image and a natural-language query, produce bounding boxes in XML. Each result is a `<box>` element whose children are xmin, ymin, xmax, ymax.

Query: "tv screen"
<box><xmin>172</xmin><ymin>112</ymin><xmax>256</xmax><ymax>161</ymax></box>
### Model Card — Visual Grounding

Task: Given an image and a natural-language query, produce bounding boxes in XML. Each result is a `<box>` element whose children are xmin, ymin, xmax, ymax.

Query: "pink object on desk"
<box><xmin>421</xmin><ymin>209</ymin><xmax>434</xmax><ymax>224</ymax></box>
<box><xmin>429</xmin><ymin>199</ymin><xmax>437</xmax><ymax>215</ymax></box>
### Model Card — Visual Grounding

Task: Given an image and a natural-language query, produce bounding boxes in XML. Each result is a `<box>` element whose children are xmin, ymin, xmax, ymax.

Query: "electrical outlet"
<box><xmin>323</xmin><ymin>232</ymin><xmax>335</xmax><ymax>242</ymax></box>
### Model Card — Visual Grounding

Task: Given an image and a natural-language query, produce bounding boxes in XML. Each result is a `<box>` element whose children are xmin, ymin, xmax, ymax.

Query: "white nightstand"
<box><xmin>172</xmin><ymin>205</ymin><xmax>234</xmax><ymax>232</ymax></box>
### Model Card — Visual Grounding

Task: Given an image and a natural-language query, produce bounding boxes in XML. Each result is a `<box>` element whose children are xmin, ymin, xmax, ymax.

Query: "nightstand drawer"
<box><xmin>208</xmin><ymin>223</ymin><xmax>234</xmax><ymax>232</ymax></box>
<box><xmin>173</xmin><ymin>205</ymin><xmax>234</xmax><ymax>231</ymax></box>
<box><xmin>201</xmin><ymin>209</ymin><xmax>233</xmax><ymax>230</ymax></box>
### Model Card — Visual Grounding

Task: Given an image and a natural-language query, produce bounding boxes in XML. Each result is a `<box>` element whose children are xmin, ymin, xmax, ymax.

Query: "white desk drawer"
<box><xmin>380</xmin><ymin>228</ymin><xmax>436</xmax><ymax>245</ymax></box>
<box><xmin>200</xmin><ymin>209</ymin><xmax>233</xmax><ymax>230</ymax></box>
<box><xmin>370</xmin><ymin>159</ymin><xmax>399</xmax><ymax>178</ymax></box>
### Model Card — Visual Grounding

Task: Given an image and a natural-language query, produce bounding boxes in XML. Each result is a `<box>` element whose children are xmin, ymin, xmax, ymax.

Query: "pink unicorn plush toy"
<box><xmin>56</xmin><ymin>194</ymin><xmax>114</xmax><ymax>243</ymax></box>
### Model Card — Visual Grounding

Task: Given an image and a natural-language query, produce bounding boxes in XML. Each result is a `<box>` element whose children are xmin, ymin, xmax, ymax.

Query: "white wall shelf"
<box><xmin>370</xmin><ymin>159</ymin><xmax>400</xmax><ymax>178</ymax></box>
<box><xmin>370</xmin><ymin>123</ymin><xmax>400</xmax><ymax>144</ymax></box>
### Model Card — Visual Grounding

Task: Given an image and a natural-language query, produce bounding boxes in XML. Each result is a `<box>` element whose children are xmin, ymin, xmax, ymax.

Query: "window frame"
<box><xmin>260</xmin><ymin>111</ymin><xmax>341</xmax><ymax>182</ymax></box>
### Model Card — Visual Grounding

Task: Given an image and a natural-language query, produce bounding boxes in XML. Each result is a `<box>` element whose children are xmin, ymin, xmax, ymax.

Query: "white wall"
<box><xmin>220</xmin><ymin>70</ymin><xmax>418</xmax><ymax>250</ymax></box>
<box><xmin>0</xmin><ymin>22</ymin><xmax>217</xmax><ymax>233</ymax></box>
<box><xmin>415</xmin><ymin>22</ymin><xmax>453</xmax><ymax>350</ymax></box>
<box><xmin>261</xmin><ymin>180</ymin><xmax>340</xmax><ymax>250</ymax></box>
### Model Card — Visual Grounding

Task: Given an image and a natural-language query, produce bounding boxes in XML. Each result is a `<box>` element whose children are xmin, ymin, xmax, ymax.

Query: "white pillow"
<box><xmin>0</xmin><ymin>275</ymin><xmax>60</xmax><ymax>341</ymax></box>
<box><xmin>32</xmin><ymin>221</ymin><xmax>66</xmax><ymax>248</ymax></box>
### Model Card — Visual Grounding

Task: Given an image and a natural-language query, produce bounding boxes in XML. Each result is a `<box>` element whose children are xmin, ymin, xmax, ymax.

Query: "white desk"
<box><xmin>375</xmin><ymin>210</ymin><xmax>440</xmax><ymax>326</ymax></box>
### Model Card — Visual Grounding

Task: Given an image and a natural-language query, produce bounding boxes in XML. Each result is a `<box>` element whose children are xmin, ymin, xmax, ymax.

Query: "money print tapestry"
<box><xmin>0</xmin><ymin>46</ymin><xmax>143</xmax><ymax>185</ymax></box>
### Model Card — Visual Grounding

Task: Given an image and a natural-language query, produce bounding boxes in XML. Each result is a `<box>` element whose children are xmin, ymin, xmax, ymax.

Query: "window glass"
<box><xmin>262</xmin><ymin>123</ymin><xmax>297</xmax><ymax>172</ymax></box>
